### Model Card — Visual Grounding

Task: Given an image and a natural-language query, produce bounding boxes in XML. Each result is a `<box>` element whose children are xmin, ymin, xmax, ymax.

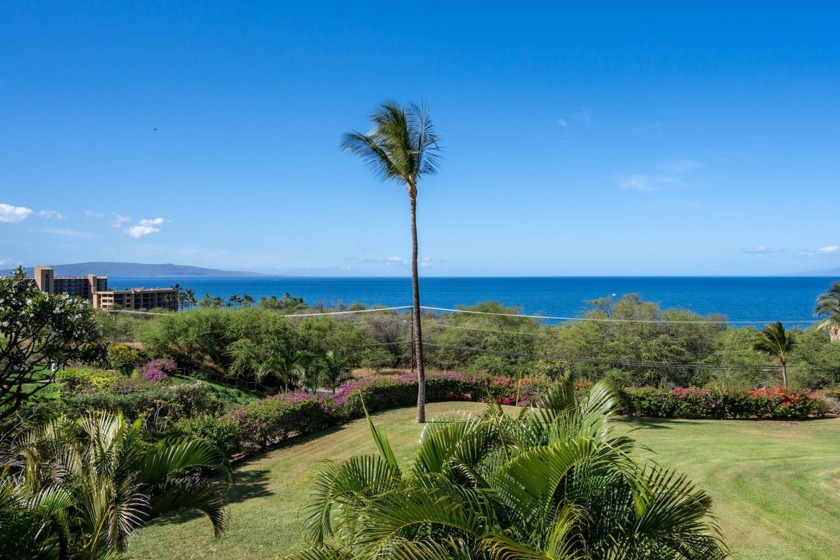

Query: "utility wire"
<box><xmin>421</xmin><ymin>342</ymin><xmax>839</xmax><ymax>373</ymax></box>
<box><xmin>420</xmin><ymin>305</ymin><xmax>817</xmax><ymax>326</ymax></box>
<box><xmin>105</xmin><ymin>304</ymin><xmax>820</xmax><ymax>326</ymax></box>
<box><xmin>106</xmin><ymin>305</ymin><xmax>411</xmax><ymax>318</ymax></box>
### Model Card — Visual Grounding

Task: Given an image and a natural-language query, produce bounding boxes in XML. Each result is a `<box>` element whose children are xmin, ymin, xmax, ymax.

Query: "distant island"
<box><xmin>20</xmin><ymin>262</ymin><xmax>269</xmax><ymax>278</ymax></box>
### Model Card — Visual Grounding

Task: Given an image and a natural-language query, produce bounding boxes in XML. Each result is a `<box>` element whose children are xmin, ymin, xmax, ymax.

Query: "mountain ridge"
<box><xmin>18</xmin><ymin>262</ymin><xmax>269</xmax><ymax>278</ymax></box>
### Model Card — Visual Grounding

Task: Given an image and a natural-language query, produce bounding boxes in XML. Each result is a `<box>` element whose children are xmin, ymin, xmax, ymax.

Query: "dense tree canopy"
<box><xmin>0</xmin><ymin>268</ymin><xmax>101</xmax><ymax>421</ymax></box>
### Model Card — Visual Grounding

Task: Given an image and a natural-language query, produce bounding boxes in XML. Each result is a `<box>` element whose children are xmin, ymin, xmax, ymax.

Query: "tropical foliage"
<box><xmin>295</xmin><ymin>376</ymin><xmax>728</xmax><ymax>559</ymax></box>
<box><xmin>0</xmin><ymin>411</ymin><xmax>231</xmax><ymax>559</ymax></box>
<box><xmin>0</xmin><ymin>268</ymin><xmax>102</xmax><ymax>421</ymax></box>
<box><xmin>754</xmin><ymin>322</ymin><xmax>795</xmax><ymax>388</ymax></box>
<box><xmin>814</xmin><ymin>281</ymin><xmax>840</xmax><ymax>342</ymax></box>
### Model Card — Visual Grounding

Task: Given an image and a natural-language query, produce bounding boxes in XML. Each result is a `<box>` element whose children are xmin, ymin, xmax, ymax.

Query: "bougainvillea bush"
<box><xmin>617</xmin><ymin>386</ymin><xmax>828</xmax><ymax>419</ymax></box>
<box><xmin>140</xmin><ymin>358</ymin><xmax>177</xmax><ymax>382</ymax></box>
<box><xmin>178</xmin><ymin>374</ymin><xmax>829</xmax><ymax>460</ymax></box>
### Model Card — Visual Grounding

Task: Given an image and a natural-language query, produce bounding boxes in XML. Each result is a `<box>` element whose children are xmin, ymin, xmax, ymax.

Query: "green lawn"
<box><xmin>127</xmin><ymin>403</ymin><xmax>840</xmax><ymax>559</ymax></box>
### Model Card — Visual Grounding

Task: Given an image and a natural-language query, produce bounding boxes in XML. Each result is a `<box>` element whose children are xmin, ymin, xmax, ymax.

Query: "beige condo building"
<box><xmin>33</xmin><ymin>266</ymin><xmax>177</xmax><ymax>311</ymax></box>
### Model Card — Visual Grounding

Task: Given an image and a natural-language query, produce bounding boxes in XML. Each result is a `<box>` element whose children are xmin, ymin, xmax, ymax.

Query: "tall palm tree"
<box><xmin>341</xmin><ymin>101</ymin><xmax>442</xmax><ymax>423</ymax></box>
<box><xmin>297</xmin><ymin>376</ymin><xmax>728</xmax><ymax>559</ymax></box>
<box><xmin>755</xmin><ymin>321</ymin><xmax>796</xmax><ymax>388</ymax></box>
<box><xmin>1</xmin><ymin>411</ymin><xmax>231</xmax><ymax>558</ymax></box>
<box><xmin>814</xmin><ymin>281</ymin><xmax>840</xmax><ymax>342</ymax></box>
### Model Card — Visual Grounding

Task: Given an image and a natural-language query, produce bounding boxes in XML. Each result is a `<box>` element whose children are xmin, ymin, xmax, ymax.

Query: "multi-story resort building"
<box><xmin>33</xmin><ymin>266</ymin><xmax>178</xmax><ymax>311</ymax></box>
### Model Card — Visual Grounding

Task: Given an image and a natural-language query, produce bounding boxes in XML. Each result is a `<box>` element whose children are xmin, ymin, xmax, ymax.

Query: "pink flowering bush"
<box><xmin>179</xmin><ymin>374</ymin><xmax>830</xmax><ymax>461</ymax></box>
<box><xmin>140</xmin><ymin>358</ymin><xmax>177</xmax><ymax>382</ymax></box>
<box><xmin>618</xmin><ymin>386</ymin><xmax>827</xmax><ymax>419</ymax></box>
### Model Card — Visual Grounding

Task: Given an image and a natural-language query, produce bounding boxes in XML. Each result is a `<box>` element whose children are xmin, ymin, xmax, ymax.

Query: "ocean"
<box><xmin>106</xmin><ymin>276</ymin><xmax>840</xmax><ymax>327</ymax></box>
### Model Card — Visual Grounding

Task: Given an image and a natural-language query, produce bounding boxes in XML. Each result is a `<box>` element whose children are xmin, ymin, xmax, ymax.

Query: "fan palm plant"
<box><xmin>814</xmin><ymin>281</ymin><xmax>840</xmax><ymax>342</ymax></box>
<box><xmin>296</xmin><ymin>376</ymin><xmax>728</xmax><ymax>559</ymax></box>
<box><xmin>341</xmin><ymin>101</ymin><xmax>442</xmax><ymax>423</ymax></box>
<box><xmin>1</xmin><ymin>411</ymin><xmax>231</xmax><ymax>558</ymax></box>
<box><xmin>754</xmin><ymin>321</ymin><xmax>796</xmax><ymax>388</ymax></box>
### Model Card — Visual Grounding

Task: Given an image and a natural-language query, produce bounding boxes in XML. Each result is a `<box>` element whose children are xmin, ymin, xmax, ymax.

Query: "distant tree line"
<box><xmin>105</xmin><ymin>291</ymin><xmax>840</xmax><ymax>392</ymax></box>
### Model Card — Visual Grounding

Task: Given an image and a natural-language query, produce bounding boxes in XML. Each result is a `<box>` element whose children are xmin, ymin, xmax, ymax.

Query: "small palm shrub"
<box><xmin>295</xmin><ymin>376</ymin><xmax>729</xmax><ymax>559</ymax></box>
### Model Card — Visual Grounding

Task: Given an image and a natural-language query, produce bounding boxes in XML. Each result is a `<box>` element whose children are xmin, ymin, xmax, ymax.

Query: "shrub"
<box><xmin>178</xmin><ymin>415</ymin><xmax>245</xmax><ymax>457</ymax></box>
<box><xmin>65</xmin><ymin>382</ymin><xmax>224</xmax><ymax>427</ymax></box>
<box><xmin>183</xmin><ymin>375</ymin><xmax>829</xmax><ymax>461</ymax></box>
<box><xmin>140</xmin><ymin>358</ymin><xmax>177</xmax><ymax>382</ymax></box>
<box><xmin>57</xmin><ymin>368</ymin><xmax>122</xmax><ymax>395</ymax></box>
<box><xmin>107</xmin><ymin>344</ymin><xmax>142</xmax><ymax>376</ymax></box>
<box><xmin>616</xmin><ymin>386</ymin><xmax>827</xmax><ymax>419</ymax></box>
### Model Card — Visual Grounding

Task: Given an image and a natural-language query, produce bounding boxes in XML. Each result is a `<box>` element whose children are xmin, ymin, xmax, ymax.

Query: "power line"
<box><xmin>421</xmin><ymin>342</ymin><xmax>840</xmax><ymax>373</ymax></box>
<box><xmin>105</xmin><ymin>305</ymin><xmax>412</xmax><ymax>318</ymax></box>
<box><xmin>420</xmin><ymin>305</ymin><xmax>817</xmax><ymax>326</ymax></box>
<box><xmin>104</xmin><ymin>304</ymin><xmax>820</xmax><ymax>326</ymax></box>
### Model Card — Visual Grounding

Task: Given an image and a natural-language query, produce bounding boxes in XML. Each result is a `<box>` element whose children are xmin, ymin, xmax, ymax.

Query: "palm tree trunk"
<box><xmin>781</xmin><ymin>361</ymin><xmax>788</xmax><ymax>388</ymax></box>
<box><xmin>410</xmin><ymin>193</ymin><xmax>426</xmax><ymax>423</ymax></box>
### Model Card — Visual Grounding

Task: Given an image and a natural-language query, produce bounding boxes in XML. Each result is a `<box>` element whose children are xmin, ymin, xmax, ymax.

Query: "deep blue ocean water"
<box><xmin>107</xmin><ymin>276</ymin><xmax>840</xmax><ymax>326</ymax></box>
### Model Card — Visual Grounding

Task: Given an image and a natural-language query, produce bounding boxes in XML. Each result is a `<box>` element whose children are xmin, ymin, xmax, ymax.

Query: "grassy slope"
<box><xmin>127</xmin><ymin>403</ymin><xmax>840</xmax><ymax>560</ymax></box>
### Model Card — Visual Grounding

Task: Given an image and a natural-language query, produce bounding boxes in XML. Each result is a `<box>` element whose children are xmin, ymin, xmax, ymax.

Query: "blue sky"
<box><xmin>2</xmin><ymin>1</ymin><xmax>839</xmax><ymax>276</ymax></box>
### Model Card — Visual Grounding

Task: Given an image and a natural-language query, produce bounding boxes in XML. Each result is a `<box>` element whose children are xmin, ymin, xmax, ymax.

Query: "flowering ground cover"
<box><xmin>127</xmin><ymin>402</ymin><xmax>840</xmax><ymax>560</ymax></box>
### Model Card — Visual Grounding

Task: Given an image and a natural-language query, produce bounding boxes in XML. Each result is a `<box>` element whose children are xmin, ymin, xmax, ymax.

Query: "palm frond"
<box><xmin>138</xmin><ymin>437</ymin><xmax>232</xmax><ymax>485</ymax></box>
<box><xmin>146</xmin><ymin>479</ymin><xmax>230</xmax><ymax>537</ymax></box>
<box><xmin>303</xmin><ymin>455</ymin><xmax>401</xmax><ymax>544</ymax></box>
<box><xmin>362</xmin><ymin>400</ymin><xmax>399</xmax><ymax>471</ymax></box>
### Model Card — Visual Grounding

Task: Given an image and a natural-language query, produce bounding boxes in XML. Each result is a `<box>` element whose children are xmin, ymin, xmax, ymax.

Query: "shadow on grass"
<box><xmin>148</xmin><ymin>469</ymin><xmax>273</xmax><ymax>527</ymax></box>
<box><xmin>232</xmin><ymin>424</ymin><xmax>349</xmax><ymax>468</ymax></box>
<box><xmin>617</xmin><ymin>417</ymin><xmax>704</xmax><ymax>430</ymax></box>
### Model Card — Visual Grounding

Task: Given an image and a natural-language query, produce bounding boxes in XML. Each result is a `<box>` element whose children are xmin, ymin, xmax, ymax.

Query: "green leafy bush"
<box><xmin>66</xmin><ymin>381</ymin><xmax>224</xmax><ymax>426</ymax></box>
<box><xmin>617</xmin><ymin>386</ymin><xmax>827</xmax><ymax>419</ymax></box>
<box><xmin>56</xmin><ymin>367</ymin><xmax>122</xmax><ymax>395</ymax></box>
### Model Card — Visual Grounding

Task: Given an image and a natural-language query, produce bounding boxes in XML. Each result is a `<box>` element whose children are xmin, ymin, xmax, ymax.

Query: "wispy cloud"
<box><xmin>366</xmin><ymin>256</ymin><xmax>408</xmax><ymax>267</ymax></box>
<box><xmin>0</xmin><ymin>203</ymin><xmax>33</xmax><ymax>223</ymax></box>
<box><xmin>615</xmin><ymin>158</ymin><xmax>703</xmax><ymax>193</ymax></box>
<box><xmin>41</xmin><ymin>228</ymin><xmax>95</xmax><ymax>238</ymax></box>
<box><xmin>800</xmin><ymin>245</ymin><xmax>840</xmax><ymax>257</ymax></box>
<box><xmin>348</xmin><ymin>256</ymin><xmax>439</xmax><ymax>269</ymax></box>
<box><xmin>124</xmin><ymin>217</ymin><xmax>166</xmax><ymax>239</ymax></box>
<box><xmin>616</xmin><ymin>174</ymin><xmax>657</xmax><ymax>192</ymax></box>
<box><xmin>741</xmin><ymin>246</ymin><xmax>783</xmax><ymax>254</ymax></box>
<box><xmin>111</xmin><ymin>214</ymin><xmax>130</xmax><ymax>228</ymax></box>
<box><xmin>37</xmin><ymin>210</ymin><xmax>66</xmax><ymax>219</ymax></box>
<box><xmin>574</xmin><ymin>108</ymin><xmax>591</xmax><ymax>124</ymax></box>
<box><xmin>659</xmin><ymin>159</ymin><xmax>703</xmax><ymax>174</ymax></box>
<box><xmin>85</xmin><ymin>210</ymin><xmax>105</xmax><ymax>219</ymax></box>
<box><xmin>556</xmin><ymin>109</ymin><xmax>592</xmax><ymax>131</ymax></box>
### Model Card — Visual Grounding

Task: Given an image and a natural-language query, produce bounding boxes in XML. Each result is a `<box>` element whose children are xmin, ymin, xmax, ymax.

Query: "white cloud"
<box><xmin>741</xmin><ymin>246</ymin><xmax>783</xmax><ymax>254</ymax></box>
<box><xmin>111</xmin><ymin>214</ymin><xmax>130</xmax><ymax>227</ymax></box>
<box><xmin>85</xmin><ymin>210</ymin><xmax>105</xmax><ymax>219</ymax></box>
<box><xmin>42</xmin><ymin>228</ymin><xmax>95</xmax><ymax>238</ymax></box>
<box><xmin>37</xmin><ymin>210</ymin><xmax>66</xmax><ymax>219</ymax></box>
<box><xmin>0</xmin><ymin>203</ymin><xmax>33</xmax><ymax>223</ymax></box>
<box><xmin>616</xmin><ymin>158</ymin><xmax>703</xmax><ymax>193</ymax></box>
<box><xmin>798</xmin><ymin>245</ymin><xmax>840</xmax><ymax>257</ymax></box>
<box><xmin>556</xmin><ymin>118</ymin><xmax>569</xmax><ymax>128</ymax></box>
<box><xmin>123</xmin><ymin>217</ymin><xmax>166</xmax><ymax>238</ymax></box>
<box><xmin>616</xmin><ymin>174</ymin><xmax>656</xmax><ymax>192</ymax></box>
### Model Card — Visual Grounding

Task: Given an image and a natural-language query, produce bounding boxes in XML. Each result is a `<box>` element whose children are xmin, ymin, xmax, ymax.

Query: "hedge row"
<box><xmin>617</xmin><ymin>386</ymin><xmax>829</xmax><ymax>420</ymax></box>
<box><xmin>177</xmin><ymin>374</ymin><xmax>829</xmax><ymax>458</ymax></box>
<box><xmin>65</xmin><ymin>382</ymin><xmax>224</xmax><ymax>427</ymax></box>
